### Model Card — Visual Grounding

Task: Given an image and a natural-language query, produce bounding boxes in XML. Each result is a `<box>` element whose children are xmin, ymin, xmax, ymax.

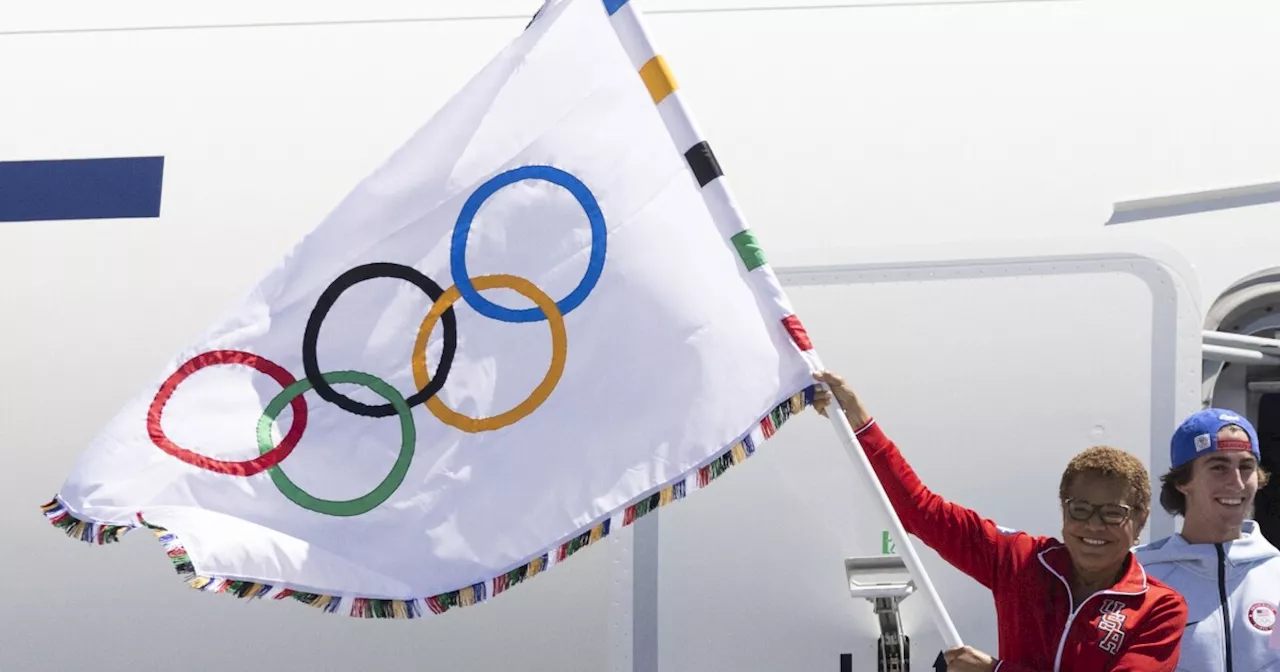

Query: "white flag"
<box><xmin>43</xmin><ymin>0</ymin><xmax>819</xmax><ymax>617</ymax></box>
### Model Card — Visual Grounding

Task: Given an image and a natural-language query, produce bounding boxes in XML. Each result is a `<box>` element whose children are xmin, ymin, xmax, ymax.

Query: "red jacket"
<box><xmin>855</xmin><ymin>419</ymin><xmax>1187</xmax><ymax>671</ymax></box>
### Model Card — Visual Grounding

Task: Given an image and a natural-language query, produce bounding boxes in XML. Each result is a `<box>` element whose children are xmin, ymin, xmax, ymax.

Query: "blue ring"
<box><xmin>450</xmin><ymin>165</ymin><xmax>607</xmax><ymax>323</ymax></box>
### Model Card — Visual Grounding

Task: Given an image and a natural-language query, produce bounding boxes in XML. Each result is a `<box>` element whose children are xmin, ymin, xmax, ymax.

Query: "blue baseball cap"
<box><xmin>1170</xmin><ymin>408</ymin><xmax>1261</xmax><ymax>470</ymax></box>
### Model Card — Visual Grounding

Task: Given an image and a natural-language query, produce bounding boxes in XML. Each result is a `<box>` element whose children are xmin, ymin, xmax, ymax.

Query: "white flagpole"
<box><xmin>599</xmin><ymin>0</ymin><xmax>964</xmax><ymax>651</ymax></box>
<box><xmin>822</xmin><ymin>393</ymin><xmax>965</xmax><ymax>650</ymax></box>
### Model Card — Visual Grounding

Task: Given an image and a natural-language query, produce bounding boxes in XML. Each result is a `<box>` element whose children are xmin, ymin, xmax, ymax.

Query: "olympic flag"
<box><xmin>41</xmin><ymin>0</ymin><xmax>821</xmax><ymax>617</ymax></box>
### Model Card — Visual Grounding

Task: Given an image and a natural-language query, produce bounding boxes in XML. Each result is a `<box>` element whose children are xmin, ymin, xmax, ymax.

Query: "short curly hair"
<box><xmin>1058</xmin><ymin>446</ymin><xmax>1152</xmax><ymax>524</ymax></box>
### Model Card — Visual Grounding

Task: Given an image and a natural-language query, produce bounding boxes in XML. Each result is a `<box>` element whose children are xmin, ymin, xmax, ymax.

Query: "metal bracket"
<box><xmin>845</xmin><ymin>556</ymin><xmax>916</xmax><ymax>672</ymax></box>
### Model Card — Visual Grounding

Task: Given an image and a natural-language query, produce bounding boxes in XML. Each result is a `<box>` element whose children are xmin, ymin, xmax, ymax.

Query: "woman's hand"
<box><xmin>811</xmin><ymin>371</ymin><xmax>871</xmax><ymax>428</ymax></box>
<box><xmin>943</xmin><ymin>646</ymin><xmax>996</xmax><ymax>672</ymax></box>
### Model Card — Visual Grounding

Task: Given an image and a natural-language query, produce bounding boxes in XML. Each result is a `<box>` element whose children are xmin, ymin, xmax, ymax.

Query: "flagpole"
<box><xmin>599</xmin><ymin>0</ymin><xmax>964</xmax><ymax>651</ymax></box>
<box><xmin>822</xmin><ymin>391</ymin><xmax>965</xmax><ymax>651</ymax></box>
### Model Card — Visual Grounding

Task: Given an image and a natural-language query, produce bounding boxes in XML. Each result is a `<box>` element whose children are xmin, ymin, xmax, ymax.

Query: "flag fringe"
<box><xmin>41</xmin><ymin>499</ymin><xmax>132</xmax><ymax>545</ymax></box>
<box><xmin>38</xmin><ymin>383</ymin><xmax>816</xmax><ymax>619</ymax></box>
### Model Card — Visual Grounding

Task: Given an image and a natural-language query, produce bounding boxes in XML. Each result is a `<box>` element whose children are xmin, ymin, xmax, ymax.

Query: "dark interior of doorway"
<box><xmin>1254</xmin><ymin>394</ymin><xmax>1280</xmax><ymax>544</ymax></box>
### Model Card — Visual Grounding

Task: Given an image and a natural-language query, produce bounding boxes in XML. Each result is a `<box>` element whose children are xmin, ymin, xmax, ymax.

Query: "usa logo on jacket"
<box><xmin>1247</xmin><ymin>602</ymin><xmax>1276</xmax><ymax>633</ymax></box>
<box><xmin>1097</xmin><ymin>599</ymin><xmax>1129</xmax><ymax>654</ymax></box>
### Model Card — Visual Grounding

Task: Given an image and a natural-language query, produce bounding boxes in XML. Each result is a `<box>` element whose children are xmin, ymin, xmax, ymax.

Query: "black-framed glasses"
<box><xmin>1063</xmin><ymin>498</ymin><xmax>1132</xmax><ymax>525</ymax></box>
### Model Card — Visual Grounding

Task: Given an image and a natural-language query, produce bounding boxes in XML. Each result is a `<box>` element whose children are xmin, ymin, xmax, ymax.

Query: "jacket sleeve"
<box><xmin>855</xmin><ymin>419</ymin><xmax>1026</xmax><ymax>589</ymax></box>
<box><xmin>1108</xmin><ymin>593</ymin><xmax>1187</xmax><ymax>672</ymax></box>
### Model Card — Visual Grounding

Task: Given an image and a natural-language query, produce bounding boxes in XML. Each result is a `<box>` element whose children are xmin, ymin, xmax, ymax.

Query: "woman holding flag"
<box><xmin>812</xmin><ymin>371</ymin><xmax>1187</xmax><ymax>671</ymax></box>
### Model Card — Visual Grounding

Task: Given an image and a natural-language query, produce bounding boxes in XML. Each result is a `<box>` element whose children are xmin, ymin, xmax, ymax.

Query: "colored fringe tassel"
<box><xmin>41</xmin><ymin>499</ymin><xmax>132</xmax><ymax>545</ymax></box>
<box><xmin>353</xmin><ymin>598</ymin><xmax>421</xmax><ymax>619</ymax></box>
<box><xmin>493</xmin><ymin>554</ymin><xmax>548</xmax><ymax>596</ymax></box>
<box><xmin>38</xmin><ymin>383</ymin><xmax>816</xmax><ymax>619</ymax></box>
<box><xmin>557</xmin><ymin>519</ymin><xmax>612</xmax><ymax>563</ymax></box>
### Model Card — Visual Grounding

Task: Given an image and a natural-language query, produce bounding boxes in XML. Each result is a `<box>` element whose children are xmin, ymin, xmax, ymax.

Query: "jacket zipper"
<box><xmin>1052</xmin><ymin>586</ymin><xmax>1090</xmax><ymax>672</ymax></box>
<box><xmin>1217</xmin><ymin>543</ymin><xmax>1233</xmax><ymax>672</ymax></box>
<box><xmin>1037</xmin><ymin>548</ymin><xmax>1147</xmax><ymax>671</ymax></box>
<box><xmin>1051</xmin><ymin>577</ymin><xmax>1109</xmax><ymax>672</ymax></box>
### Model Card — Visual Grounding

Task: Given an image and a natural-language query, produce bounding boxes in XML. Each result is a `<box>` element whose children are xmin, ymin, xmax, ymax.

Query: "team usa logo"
<box><xmin>1096</xmin><ymin>599</ymin><xmax>1128</xmax><ymax>654</ymax></box>
<box><xmin>1248</xmin><ymin>602</ymin><xmax>1277</xmax><ymax>633</ymax></box>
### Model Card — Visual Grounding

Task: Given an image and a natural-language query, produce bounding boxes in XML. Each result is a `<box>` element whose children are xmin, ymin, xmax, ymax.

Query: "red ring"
<box><xmin>147</xmin><ymin>350</ymin><xmax>308</xmax><ymax>476</ymax></box>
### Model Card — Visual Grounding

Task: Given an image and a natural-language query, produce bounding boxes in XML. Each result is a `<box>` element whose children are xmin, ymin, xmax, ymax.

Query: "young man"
<box><xmin>1135</xmin><ymin>408</ymin><xmax>1280</xmax><ymax>671</ymax></box>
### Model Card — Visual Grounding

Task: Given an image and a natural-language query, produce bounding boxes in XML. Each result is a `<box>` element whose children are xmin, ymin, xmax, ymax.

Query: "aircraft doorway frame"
<box><xmin>1199</xmin><ymin>266</ymin><xmax>1280</xmax><ymax>545</ymax></box>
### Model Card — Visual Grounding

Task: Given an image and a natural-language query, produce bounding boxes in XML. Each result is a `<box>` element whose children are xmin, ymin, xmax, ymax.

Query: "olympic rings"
<box><xmin>148</xmin><ymin>350</ymin><xmax>308</xmax><ymax>477</ymax></box>
<box><xmin>258</xmin><ymin>370</ymin><xmax>415</xmax><ymax>517</ymax></box>
<box><xmin>412</xmin><ymin>274</ymin><xmax>567</xmax><ymax>433</ymax></box>
<box><xmin>302</xmin><ymin>262</ymin><xmax>458</xmax><ymax>418</ymax></box>
<box><xmin>146</xmin><ymin>163</ymin><xmax>607</xmax><ymax>517</ymax></box>
<box><xmin>450</xmin><ymin>165</ymin><xmax>606</xmax><ymax>324</ymax></box>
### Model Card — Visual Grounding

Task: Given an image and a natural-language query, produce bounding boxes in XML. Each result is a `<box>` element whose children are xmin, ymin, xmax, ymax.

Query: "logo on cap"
<box><xmin>1219</xmin><ymin>438</ymin><xmax>1254</xmax><ymax>452</ymax></box>
<box><xmin>1195</xmin><ymin>434</ymin><xmax>1213</xmax><ymax>452</ymax></box>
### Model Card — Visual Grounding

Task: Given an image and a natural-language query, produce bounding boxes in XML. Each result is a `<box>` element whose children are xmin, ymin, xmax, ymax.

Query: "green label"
<box><xmin>730</xmin><ymin>230</ymin><xmax>767</xmax><ymax>272</ymax></box>
<box><xmin>881</xmin><ymin>530</ymin><xmax>896</xmax><ymax>555</ymax></box>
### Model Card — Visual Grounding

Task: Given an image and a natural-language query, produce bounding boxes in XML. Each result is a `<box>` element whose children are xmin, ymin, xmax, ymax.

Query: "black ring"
<box><xmin>302</xmin><ymin>262</ymin><xmax>458</xmax><ymax>418</ymax></box>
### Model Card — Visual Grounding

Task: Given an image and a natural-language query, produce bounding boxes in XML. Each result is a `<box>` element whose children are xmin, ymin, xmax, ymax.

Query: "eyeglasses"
<box><xmin>1063</xmin><ymin>498</ymin><xmax>1132</xmax><ymax>525</ymax></box>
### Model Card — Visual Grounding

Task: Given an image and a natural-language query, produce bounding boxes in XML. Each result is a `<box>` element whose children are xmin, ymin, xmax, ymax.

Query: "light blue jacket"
<box><xmin>1135</xmin><ymin>520</ymin><xmax>1280</xmax><ymax>671</ymax></box>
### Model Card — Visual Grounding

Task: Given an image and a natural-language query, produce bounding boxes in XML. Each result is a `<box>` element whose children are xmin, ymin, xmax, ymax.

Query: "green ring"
<box><xmin>258</xmin><ymin>370</ymin><xmax>416</xmax><ymax>517</ymax></box>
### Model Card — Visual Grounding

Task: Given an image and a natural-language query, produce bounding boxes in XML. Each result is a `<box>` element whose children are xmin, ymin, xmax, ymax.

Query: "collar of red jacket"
<box><xmin>1037</xmin><ymin>544</ymin><xmax>1150</xmax><ymax>596</ymax></box>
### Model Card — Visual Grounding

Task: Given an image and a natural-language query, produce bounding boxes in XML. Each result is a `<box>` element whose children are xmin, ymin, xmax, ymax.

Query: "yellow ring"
<box><xmin>412</xmin><ymin>274</ymin><xmax>566</xmax><ymax>433</ymax></box>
